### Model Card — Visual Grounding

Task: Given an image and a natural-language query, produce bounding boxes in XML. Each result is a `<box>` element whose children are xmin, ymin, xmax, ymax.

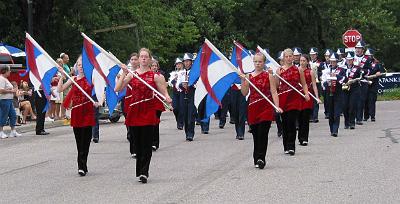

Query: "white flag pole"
<box><xmin>26</xmin><ymin>33</ymin><xmax>95</xmax><ymax>104</ymax></box>
<box><xmin>204</xmin><ymin>39</ymin><xmax>280</xmax><ymax>111</ymax></box>
<box><xmin>298</xmin><ymin>83</ymin><xmax>319</xmax><ymax>102</ymax></box>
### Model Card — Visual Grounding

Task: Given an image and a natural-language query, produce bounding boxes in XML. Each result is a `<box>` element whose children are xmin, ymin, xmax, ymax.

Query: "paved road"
<box><xmin>1</xmin><ymin>101</ymin><xmax>400</xmax><ymax>204</ymax></box>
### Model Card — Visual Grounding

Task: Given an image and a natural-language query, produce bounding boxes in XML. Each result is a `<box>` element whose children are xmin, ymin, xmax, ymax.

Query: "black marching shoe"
<box><xmin>356</xmin><ymin>121</ymin><xmax>363</xmax><ymax>125</ymax></box>
<box><xmin>186</xmin><ymin>138</ymin><xmax>193</xmax><ymax>142</ymax></box>
<box><xmin>331</xmin><ymin>133</ymin><xmax>338</xmax><ymax>137</ymax></box>
<box><xmin>288</xmin><ymin>150</ymin><xmax>295</xmax><ymax>156</ymax></box>
<box><xmin>314</xmin><ymin>119</ymin><xmax>319</xmax><ymax>123</ymax></box>
<box><xmin>78</xmin><ymin>169</ymin><xmax>86</xmax><ymax>176</ymax></box>
<box><xmin>152</xmin><ymin>146</ymin><xmax>157</xmax><ymax>151</ymax></box>
<box><xmin>177</xmin><ymin>126</ymin><xmax>183</xmax><ymax>130</ymax></box>
<box><xmin>350</xmin><ymin>126</ymin><xmax>355</xmax><ymax>129</ymax></box>
<box><xmin>93</xmin><ymin>138</ymin><xmax>99</xmax><ymax>143</ymax></box>
<box><xmin>300</xmin><ymin>141</ymin><xmax>308</xmax><ymax>146</ymax></box>
<box><xmin>236</xmin><ymin>135</ymin><xmax>244</xmax><ymax>140</ymax></box>
<box><xmin>36</xmin><ymin>131</ymin><xmax>49</xmax><ymax>135</ymax></box>
<box><xmin>371</xmin><ymin>118</ymin><xmax>376</xmax><ymax>122</ymax></box>
<box><xmin>256</xmin><ymin>159</ymin><xmax>265</xmax><ymax>169</ymax></box>
<box><xmin>139</xmin><ymin>175</ymin><xmax>148</xmax><ymax>183</ymax></box>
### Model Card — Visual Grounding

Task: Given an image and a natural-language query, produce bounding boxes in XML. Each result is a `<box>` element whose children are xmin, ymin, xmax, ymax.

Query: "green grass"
<box><xmin>378</xmin><ymin>88</ymin><xmax>400</xmax><ymax>101</ymax></box>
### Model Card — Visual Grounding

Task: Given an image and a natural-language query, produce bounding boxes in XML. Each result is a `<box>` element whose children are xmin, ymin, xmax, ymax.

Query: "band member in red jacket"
<box><xmin>278</xmin><ymin>48</ymin><xmax>310</xmax><ymax>155</ymax></box>
<box><xmin>115</xmin><ymin>48</ymin><xmax>172</xmax><ymax>184</ymax></box>
<box><xmin>57</xmin><ymin>55</ymin><xmax>99</xmax><ymax>176</ymax></box>
<box><xmin>298</xmin><ymin>54</ymin><xmax>320</xmax><ymax>146</ymax></box>
<box><xmin>240</xmin><ymin>53</ymin><xmax>282</xmax><ymax>169</ymax></box>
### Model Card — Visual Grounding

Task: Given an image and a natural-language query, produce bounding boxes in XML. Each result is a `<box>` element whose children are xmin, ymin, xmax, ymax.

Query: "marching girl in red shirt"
<box><xmin>298</xmin><ymin>54</ymin><xmax>321</xmax><ymax>146</ymax></box>
<box><xmin>115</xmin><ymin>48</ymin><xmax>172</xmax><ymax>183</ymax></box>
<box><xmin>240</xmin><ymin>53</ymin><xmax>282</xmax><ymax>169</ymax></box>
<box><xmin>57</xmin><ymin>55</ymin><xmax>99</xmax><ymax>176</ymax></box>
<box><xmin>277</xmin><ymin>48</ymin><xmax>310</xmax><ymax>156</ymax></box>
<box><xmin>150</xmin><ymin>59</ymin><xmax>166</xmax><ymax>151</ymax></box>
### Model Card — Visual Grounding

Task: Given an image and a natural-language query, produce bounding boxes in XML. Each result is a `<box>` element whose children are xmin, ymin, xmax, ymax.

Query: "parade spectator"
<box><xmin>0</xmin><ymin>66</ymin><xmax>22</xmax><ymax>138</ymax></box>
<box><xmin>60</xmin><ymin>53</ymin><xmax>72</xmax><ymax>119</ymax></box>
<box><xmin>17</xmin><ymin>81</ymin><xmax>36</xmax><ymax>124</ymax></box>
<box><xmin>48</xmin><ymin>58</ymin><xmax>62</xmax><ymax>120</ymax></box>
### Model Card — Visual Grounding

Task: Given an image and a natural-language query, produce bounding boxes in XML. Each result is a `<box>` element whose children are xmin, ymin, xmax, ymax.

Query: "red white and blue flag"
<box><xmin>189</xmin><ymin>39</ymin><xmax>238</xmax><ymax>121</ymax></box>
<box><xmin>231</xmin><ymin>41</ymin><xmax>255</xmax><ymax>74</ymax></box>
<box><xmin>81</xmin><ymin>33</ymin><xmax>120</xmax><ymax>115</ymax></box>
<box><xmin>24</xmin><ymin>33</ymin><xmax>59</xmax><ymax>112</ymax></box>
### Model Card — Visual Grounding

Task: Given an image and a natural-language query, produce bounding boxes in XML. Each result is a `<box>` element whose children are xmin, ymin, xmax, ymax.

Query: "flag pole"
<box><xmin>297</xmin><ymin>83</ymin><xmax>319</xmax><ymax>102</ymax></box>
<box><xmin>257</xmin><ymin>46</ymin><xmax>306</xmax><ymax>98</ymax></box>
<box><xmin>127</xmin><ymin>84</ymin><xmax>172</xmax><ymax>111</ymax></box>
<box><xmin>26</xmin><ymin>33</ymin><xmax>95</xmax><ymax>104</ymax></box>
<box><xmin>204</xmin><ymin>39</ymin><xmax>280</xmax><ymax>111</ymax></box>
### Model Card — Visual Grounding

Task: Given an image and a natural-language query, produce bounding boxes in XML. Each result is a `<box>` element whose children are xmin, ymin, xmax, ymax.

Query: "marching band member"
<box><xmin>240</xmin><ymin>53</ymin><xmax>282</xmax><ymax>169</ymax></box>
<box><xmin>115</xmin><ymin>48</ymin><xmax>172</xmax><ymax>183</ymax></box>
<box><xmin>274</xmin><ymin>51</ymin><xmax>284</xmax><ymax>137</ymax></box>
<box><xmin>57</xmin><ymin>55</ymin><xmax>99</xmax><ymax>176</ymax></box>
<box><xmin>278</xmin><ymin>48</ymin><xmax>310</xmax><ymax>155</ymax></box>
<box><xmin>151</xmin><ymin>60</ymin><xmax>166</xmax><ymax>151</ymax></box>
<box><xmin>292</xmin><ymin>47</ymin><xmax>302</xmax><ymax>67</ymax></box>
<box><xmin>319</xmin><ymin>49</ymin><xmax>333</xmax><ymax>119</ymax></box>
<box><xmin>322</xmin><ymin>53</ymin><xmax>347</xmax><ymax>137</ymax></box>
<box><xmin>354</xmin><ymin>41</ymin><xmax>373</xmax><ymax>125</ymax></box>
<box><xmin>364</xmin><ymin>48</ymin><xmax>385</xmax><ymax>121</ymax></box>
<box><xmin>168</xmin><ymin>58</ymin><xmax>184</xmax><ymax>129</ymax></box>
<box><xmin>342</xmin><ymin>52</ymin><xmax>362</xmax><ymax>129</ymax></box>
<box><xmin>336</xmin><ymin>48</ymin><xmax>346</xmax><ymax>67</ymax></box>
<box><xmin>309</xmin><ymin>47</ymin><xmax>321</xmax><ymax>123</ymax></box>
<box><xmin>298</xmin><ymin>54</ymin><xmax>320</xmax><ymax>146</ymax></box>
<box><xmin>122</xmin><ymin>53</ymin><xmax>140</xmax><ymax>158</ymax></box>
<box><xmin>176</xmin><ymin>53</ymin><xmax>197</xmax><ymax>141</ymax></box>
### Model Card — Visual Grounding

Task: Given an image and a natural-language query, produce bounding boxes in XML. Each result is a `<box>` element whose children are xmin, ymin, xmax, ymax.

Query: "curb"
<box><xmin>4</xmin><ymin>120</ymin><xmax>68</xmax><ymax>133</ymax></box>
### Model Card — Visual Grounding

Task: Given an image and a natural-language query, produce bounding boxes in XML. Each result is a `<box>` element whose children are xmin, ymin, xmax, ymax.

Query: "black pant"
<box><xmin>357</xmin><ymin>82</ymin><xmax>368</xmax><ymax>122</ymax></box>
<box><xmin>282</xmin><ymin>110</ymin><xmax>299</xmax><ymax>152</ymax></box>
<box><xmin>328</xmin><ymin>93</ymin><xmax>343</xmax><ymax>134</ymax></box>
<box><xmin>232</xmin><ymin>91</ymin><xmax>247</xmax><ymax>137</ymax></box>
<box><xmin>130</xmin><ymin>126</ymin><xmax>154</xmax><ymax>177</ymax></box>
<box><xmin>366</xmin><ymin>85</ymin><xmax>378</xmax><ymax>119</ymax></box>
<box><xmin>250</xmin><ymin>121</ymin><xmax>271</xmax><ymax>165</ymax></box>
<box><xmin>34</xmin><ymin>90</ymin><xmax>46</xmax><ymax>134</ymax></box>
<box><xmin>275</xmin><ymin>112</ymin><xmax>283</xmax><ymax>135</ymax></box>
<box><xmin>73</xmin><ymin>126</ymin><xmax>92</xmax><ymax>172</ymax></box>
<box><xmin>153</xmin><ymin>111</ymin><xmax>162</xmax><ymax>149</ymax></box>
<box><xmin>298</xmin><ymin>109</ymin><xmax>312</xmax><ymax>143</ymax></box>
<box><xmin>312</xmin><ymin>83</ymin><xmax>322</xmax><ymax>120</ymax></box>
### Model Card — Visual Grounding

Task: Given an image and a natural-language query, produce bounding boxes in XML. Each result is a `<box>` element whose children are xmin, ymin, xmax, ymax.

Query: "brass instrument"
<box><xmin>342</xmin><ymin>71</ymin><xmax>363</xmax><ymax>91</ymax></box>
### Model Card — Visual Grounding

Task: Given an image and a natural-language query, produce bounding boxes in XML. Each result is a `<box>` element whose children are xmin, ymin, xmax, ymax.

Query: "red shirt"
<box><xmin>125</xmin><ymin>71</ymin><xmax>159</xmax><ymax>126</ymax></box>
<box><xmin>279</xmin><ymin>65</ymin><xmax>302</xmax><ymax>112</ymax></box>
<box><xmin>301</xmin><ymin>68</ymin><xmax>314</xmax><ymax>110</ymax></box>
<box><xmin>64</xmin><ymin>77</ymin><xmax>95</xmax><ymax>127</ymax></box>
<box><xmin>247</xmin><ymin>71</ymin><xmax>275</xmax><ymax>125</ymax></box>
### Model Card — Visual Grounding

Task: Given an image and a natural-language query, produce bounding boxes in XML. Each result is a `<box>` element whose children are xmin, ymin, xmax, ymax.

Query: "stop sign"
<box><xmin>342</xmin><ymin>29</ymin><xmax>362</xmax><ymax>48</ymax></box>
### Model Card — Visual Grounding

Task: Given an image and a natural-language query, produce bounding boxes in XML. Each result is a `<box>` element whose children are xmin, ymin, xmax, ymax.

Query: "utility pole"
<box><xmin>27</xmin><ymin>0</ymin><xmax>33</xmax><ymax>35</ymax></box>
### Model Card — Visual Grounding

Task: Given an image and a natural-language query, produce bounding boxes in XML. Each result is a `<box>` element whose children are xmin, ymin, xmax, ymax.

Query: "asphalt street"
<box><xmin>1</xmin><ymin>101</ymin><xmax>399</xmax><ymax>204</ymax></box>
